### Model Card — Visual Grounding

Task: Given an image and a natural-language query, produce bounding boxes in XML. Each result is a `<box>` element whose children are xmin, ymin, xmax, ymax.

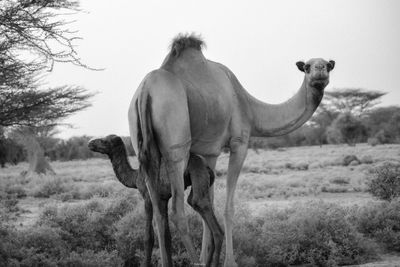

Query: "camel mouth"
<box><xmin>87</xmin><ymin>140</ymin><xmax>97</xmax><ymax>151</ymax></box>
<box><xmin>310</xmin><ymin>79</ymin><xmax>328</xmax><ymax>90</ymax></box>
<box><xmin>313</xmin><ymin>77</ymin><xmax>327</xmax><ymax>81</ymax></box>
<box><xmin>310</xmin><ymin>75</ymin><xmax>329</xmax><ymax>85</ymax></box>
<box><xmin>311</xmin><ymin>75</ymin><xmax>329</xmax><ymax>82</ymax></box>
<box><xmin>88</xmin><ymin>139</ymin><xmax>104</xmax><ymax>152</ymax></box>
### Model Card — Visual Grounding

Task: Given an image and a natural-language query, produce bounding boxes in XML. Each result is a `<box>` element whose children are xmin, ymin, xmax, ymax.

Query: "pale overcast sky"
<box><xmin>45</xmin><ymin>0</ymin><xmax>400</xmax><ymax>139</ymax></box>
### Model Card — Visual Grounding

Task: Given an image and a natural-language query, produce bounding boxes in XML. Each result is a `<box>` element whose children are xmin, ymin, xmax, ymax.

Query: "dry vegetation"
<box><xmin>1</xmin><ymin>144</ymin><xmax>400</xmax><ymax>266</ymax></box>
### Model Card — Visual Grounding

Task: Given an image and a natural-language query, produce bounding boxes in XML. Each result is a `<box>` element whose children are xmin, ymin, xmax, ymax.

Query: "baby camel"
<box><xmin>88</xmin><ymin>135</ymin><xmax>223</xmax><ymax>267</ymax></box>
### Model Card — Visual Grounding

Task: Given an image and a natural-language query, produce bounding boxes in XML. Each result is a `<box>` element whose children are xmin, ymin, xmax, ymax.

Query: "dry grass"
<box><xmin>1</xmin><ymin>144</ymin><xmax>399</xmax><ymax>222</ymax></box>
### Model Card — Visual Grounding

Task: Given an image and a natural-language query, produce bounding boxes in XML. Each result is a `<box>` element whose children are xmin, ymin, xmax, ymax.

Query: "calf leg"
<box><xmin>187</xmin><ymin>156</ymin><xmax>224</xmax><ymax>267</ymax></box>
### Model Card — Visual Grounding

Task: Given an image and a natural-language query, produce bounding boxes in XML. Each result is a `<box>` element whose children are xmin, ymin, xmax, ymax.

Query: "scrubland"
<box><xmin>1</xmin><ymin>144</ymin><xmax>400</xmax><ymax>266</ymax></box>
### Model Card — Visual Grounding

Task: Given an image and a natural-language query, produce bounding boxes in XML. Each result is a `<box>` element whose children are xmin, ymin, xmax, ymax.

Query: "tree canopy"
<box><xmin>324</xmin><ymin>88</ymin><xmax>386</xmax><ymax>116</ymax></box>
<box><xmin>0</xmin><ymin>0</ymin><xmax>94</xmax><ymax>129</ymax></box>
<box><xmin>0</xmin><ymin>0</ymin><xmax>95</xmax><ymax>173</ymax></box>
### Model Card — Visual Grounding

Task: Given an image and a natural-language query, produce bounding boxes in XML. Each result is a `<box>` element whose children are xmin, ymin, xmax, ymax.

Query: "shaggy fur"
<box><xmin>170</xmin><ymin>33</ymin><xmax>205</xmax><ymax>57</ymax></box>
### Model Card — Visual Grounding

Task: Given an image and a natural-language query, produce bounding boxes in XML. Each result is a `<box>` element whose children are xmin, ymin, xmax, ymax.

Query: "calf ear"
<box><xmin>296</xmin><ymin>61</ymin><xmax>305</xmax><ymax>72</ymax></box>
<box><xmin>328</xmin><ymin>60</ymin><xmax>335</xmax><ymax>71</ymax></box>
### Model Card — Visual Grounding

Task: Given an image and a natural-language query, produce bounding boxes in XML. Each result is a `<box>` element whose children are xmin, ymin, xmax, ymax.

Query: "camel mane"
<box><xmin>170</xmin><ymin>33</ymin><xmax>205</xmax><ymax>57</ymax></box>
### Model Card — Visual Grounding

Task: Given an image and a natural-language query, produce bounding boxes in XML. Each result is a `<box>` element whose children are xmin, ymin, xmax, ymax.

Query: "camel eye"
<box><xmin>304</xmin><ymin>64</ymin><xmax>311</xmax><ymax>73</ymax></box>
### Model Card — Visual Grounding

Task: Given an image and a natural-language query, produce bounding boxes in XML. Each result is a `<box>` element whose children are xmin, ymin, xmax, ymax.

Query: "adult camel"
<box><xmin>129</xmin><ymin>34</ymin><xmax>335</xmax><ymax>267</ymax></box>
<box><xmin>88</xmin><ymin>135</ymin><xmax>223</xmax><ymax>267</ymax></box>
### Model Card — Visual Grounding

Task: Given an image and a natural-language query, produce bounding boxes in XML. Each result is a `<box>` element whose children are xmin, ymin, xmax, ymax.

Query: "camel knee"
<box><xmin>188</xmin><ymin>193</ymin><xmax>211</xmax><ymax>212</ymax></box>
<box><xmin>164</xmin><ymin>141</ymin><xmax>191</xmax><ymax>163</ymax></box>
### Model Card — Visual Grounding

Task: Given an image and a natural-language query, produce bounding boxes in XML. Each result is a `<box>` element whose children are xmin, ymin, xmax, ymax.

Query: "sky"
<box><xmin>45</xmin><ymin>0</ymin><xmax>400</xmax><ymax>139</ymax></box>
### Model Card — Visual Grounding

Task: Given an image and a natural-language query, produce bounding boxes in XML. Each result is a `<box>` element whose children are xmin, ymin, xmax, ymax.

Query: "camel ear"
<box><xmin>327</xmin><ymin>60</ymin><xmax>335</xmax><ymax>71</ymax></box>
<box><xmin>296</xmin><ymin>61</ymin><xmax>305</xmax><ymax>72</ymax></box>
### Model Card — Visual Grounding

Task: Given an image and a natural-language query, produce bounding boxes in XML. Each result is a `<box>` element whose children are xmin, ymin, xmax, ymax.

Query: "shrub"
<box><xmin>355</xmin><ymin>199</ymin><xmax>400</xmax><ymax>251</ymax></box>
<box><xmin>368</xmin><ymin>137</ymin><xmax>379</xmax><ymax>146</ymax></box>
<box><xmin>58</xmin><ymin>250</ymin><xmax>123</xmax><ymax>267</ymax></box>
<box><xmin>342</xmin><ymin>155</ymin><xmax>360</xmax><ymax>166</ymax></box>
<box><xmin>360</xmin><ymin>155</ymin><xmax>374</xmax><ymax>164</ymax></box>
<box><xmin>78</xmin><ymin>183</ymin><xmax>117</xmax><ymax>199</ymax></box>
<box><xmin>327</xmin><ymin>113</ymin><xmax>367</xmax><ymax>145</ymax></box>
<box><xmin>367</xmin><ymin>162</ymin><xmax>400</xmax><ymax>201</ymax></box>
<box><xmin>0</xmin><ymin>219</ymin><xmax>123</xmax><ymax>267</ymax></box>
<box><xmin>38</xmin><ymin>193</ymin><xmax>139</xmax><ymax>252</ymax></box>
<box><xmin>234</xmin><ymin>201</ymin><xmax>377</xmax><ymax>266</ymax></box>
<box><xmin>5</xmin><ymin>185</ymin><xmax>26</xmax><ymax>198</ymax></box>
<box><xmin>113</xmin><ymin>209</ymin><xmax>147</xmax><ymax>266</ymax></box>
<box><xmin>30</xmin><ymin>177</ymin><xmax>70</xmax><ymax>198</ymax></box>
<box><xmin>21</xmin><ymin>225</ymin><xmax>67</xmax><ymax>258</ymax></box>
<box><xmin>3</xmin><ymin>194</ymin><xmax>19</xmax><ymax>212</ymax></box>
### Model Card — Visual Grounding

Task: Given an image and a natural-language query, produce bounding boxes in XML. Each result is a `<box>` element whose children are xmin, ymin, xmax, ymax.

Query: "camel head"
<box><xmin>296</xmin><ymin>58</ymin><xmax>335</xmax><ymax>90</ymax></box>
<box><xmin>88</xmin><ymin>134</ymin><xmax>125</xmax><ymax>156</ymax></box>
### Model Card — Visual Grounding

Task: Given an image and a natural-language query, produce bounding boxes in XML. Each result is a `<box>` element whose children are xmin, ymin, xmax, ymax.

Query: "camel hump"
<box><xmin>170</xmin><ymin>33</ymin><xmax>205</xmax><ymax>58</ymax></box>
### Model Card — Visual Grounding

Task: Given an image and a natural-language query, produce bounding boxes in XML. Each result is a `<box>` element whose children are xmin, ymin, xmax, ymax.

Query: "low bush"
<box><xmin>368</xmin><ymin>137</ymin><xmax>380</xmax><ymax>146</ymax></box>
<box><xmin>38</xmin><ymin>192</ymin><xmax>139</xmax><ymax>252</ymax></box>
<box><xmin>360</xmin><ymin>155</ymin><xmax>374</xmax><ymax>164</ymax></box>
<box><xmin>0</xmin><ymin>224</ymin><xmax>123</xmax><ymax>267</ymax></box>
<box><xmin>30</xmin><ymin>177</ymin><xmax>70</xmax><ymax>198</ymax></box>
<box><xmin>113</xmin><ymin>209</ymin><xmax>148</xmax><ymax>266</ymax></box>
<box><xmin>5</xmin><ymin>184</ymin><xmax>26</xmax><ymax>198</ymax></box>
<box><xmin>1</xmin><ymin>189</ymin><xmax>383</xmax><ymax>266</ymax></box>
<box><xmin>355</xmin><ymin>199</ymin><xmax>400</xmax><ymax>252</ymax></box>
<box><xmin>367</xmin><ymin>162</ymin><xmax>400</xmax><ymax>201</ymax></box>
<box><xmin>234</xmin><ymin>201</ymin><xmax>377</xmax><ymax>266</ymax></box>
<box><xmin>58</xmin><ymin>249</ymin><xmax>123</xmax><ymax>267</ymax></box>
<box><xmin>342</xmin><ymin>155</ymin><xmax>360</xmax><ymax>166</ymax></box>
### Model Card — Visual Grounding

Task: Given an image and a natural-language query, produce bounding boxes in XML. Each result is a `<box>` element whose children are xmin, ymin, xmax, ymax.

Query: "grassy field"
<box><xmin>1</xmin><ymin>143</ymin><xmax>400</xmax><ymax>266</ymax></box>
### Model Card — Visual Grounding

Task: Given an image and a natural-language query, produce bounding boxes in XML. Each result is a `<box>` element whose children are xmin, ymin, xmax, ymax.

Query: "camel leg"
<box><xmin>159</xmin><ymin>198</ymin><xmax>173</xmax><ymax>266</ymax></box>
<box><xmin>224</xmin><ymin>144</ymin><xmax>248</xmax><ymax>267</ymax></box>
<box><xmin>141</xmin><ymin>192</ymin><xmax>155</xmax><ymax>267</ymax></box>
<box><xmin>166</xmin><ymin>158</ymin><xmax>199</xmax><ymax>263</ymax></box>
<box><xmin>145</xmin><ymin>179</ymin><xmax>173</xmax><ymax>267</ymax></box>
<box><xmin>199</xmin><ymin>156</ymin><xmax>218</xmax><ymax>264</ymax></box>
<box><xmin>148</xmin><ymin>78</ymin><xmax>197</xmax><ymax>264</ymax></box>
<box><xmin>187</xmin><ymin>156</ymin><xmax>223</xmax><ymax>267</ymax></box>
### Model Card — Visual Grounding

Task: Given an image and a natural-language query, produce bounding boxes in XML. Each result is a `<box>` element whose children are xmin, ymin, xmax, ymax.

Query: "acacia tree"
<box><xmin>0</xmin><ymin>0</ymin><xmax>94</xmax><ymax>174</ymax></box>
<box><xmin>307</xmin><ymin>88</ymin><xmax>386</xmax><ymax>145</ymax></box>
<box><xmin>326</xmin><ymin>113</ymin><xmax>367</xmax><ymax>146</ymax></box>
<box><xmin>324</xmin><ymin>88</ymin><xmax>386</xmax><ymax>116</ymax></box>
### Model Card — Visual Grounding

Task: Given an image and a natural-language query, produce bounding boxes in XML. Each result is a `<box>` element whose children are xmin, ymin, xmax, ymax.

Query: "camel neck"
<box><xmin>109</xmin><ymin>147</ymin><xmax>138</xmax><ymax>189</ymax></box>
<box><xmin>246</xmin><ymin>78</ymin><xmax>323</xmax><ymax>137</ymax></box>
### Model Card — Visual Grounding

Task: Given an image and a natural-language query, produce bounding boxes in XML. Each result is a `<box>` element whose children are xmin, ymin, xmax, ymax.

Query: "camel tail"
<box><xmin>137</xmin><ymin>91</ymin><xmax>161</xmax><ymax>182</ymax></box>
